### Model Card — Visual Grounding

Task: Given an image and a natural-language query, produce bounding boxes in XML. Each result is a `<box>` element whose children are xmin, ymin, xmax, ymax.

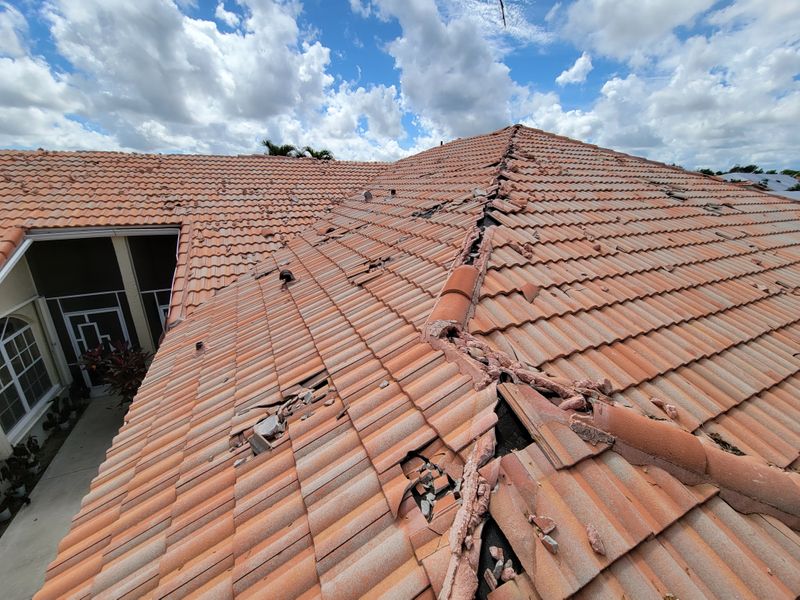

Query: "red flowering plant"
<box><xmin>80</xmin><ymin>341</ymin><xmax>152</xmax><ymax>403</ymax></box>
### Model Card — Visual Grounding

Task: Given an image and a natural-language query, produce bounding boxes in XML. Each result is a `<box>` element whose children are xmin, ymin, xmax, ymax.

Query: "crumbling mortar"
<box><xmin>429</xmin><ymin>127</ymin><xmax>618</xmax><ymax>598</ymax></box>
<box><xmin>439</xmin><ymin>434</ymin><xmax>494</xmax><ymax>600</ymax></box>
<box><xmin>427</xmin><ymin>123</ymin><xmax>612</xmax><ymax>408</ymax></box>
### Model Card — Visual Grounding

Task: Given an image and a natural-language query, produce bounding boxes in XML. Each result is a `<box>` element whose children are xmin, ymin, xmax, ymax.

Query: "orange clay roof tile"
<box><xmin>0</xmin><ymin>152</ymin><xmax>387</xmax><ymax>320</ymax></box>
<box><xmin>31</xmin><ymin>125</ymin><xmax>800</xmax><ymax>599</ymax></box>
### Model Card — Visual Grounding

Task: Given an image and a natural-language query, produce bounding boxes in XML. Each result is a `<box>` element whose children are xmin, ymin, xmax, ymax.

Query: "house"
<box><xmin>721</xmin><ymin>172</ymin><xmax>800</xmax><ymax>201</ymax></box>
<box><xmin>1</xmin><ymin>126</ymin><xmax>798</xmax><ymax>599</ymax></box>
<box><xmin>0</xmin><ymin>152</ymin><xmax>384</xmax><ymax>452</ymax></box>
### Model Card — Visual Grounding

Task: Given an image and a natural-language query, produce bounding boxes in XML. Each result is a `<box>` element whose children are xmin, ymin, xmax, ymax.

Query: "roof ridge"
<box><xmin>576</xmin><ymin>402</ymin><xmax>800</xmax><ymax>528</ymax></box>
<box><xmin>510</xmin><ymin>124</ymin><xmax>693</xmax><ymax>176</ymax></box>
<box><xmin>0</xmin><ymin>148</ymin><xmax>388</xmax><ymax>165</ymax></box>
<box><xmin>421</xmin><ymin>125</ymin><xmax>521</xmax><ymax>332</ymax></box>
<box><xmin>510</xmin><ymin>124</ymin><xmax>788</xmax><ymax>199</ymax></box>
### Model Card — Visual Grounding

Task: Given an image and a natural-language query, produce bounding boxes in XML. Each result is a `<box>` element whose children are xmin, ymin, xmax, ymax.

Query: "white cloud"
<box><xmin>300</xmin><ymin>82</ymin><xmax>406</xmax><ymax>159</ymax></box>
<box><xmin>0</xmin><ymin>0</ymin><xmax>411</xmax><ymax>158</ymax></box>
<box><xmin>349</xmin><ymin>0</ymin><xmax>372</xmax><ymax>17</ymax></box>
<box><xmin>522</xmin><ymin>0</ymin><xmax>800</xmax><ymax>169</ymax></box>
<box><xmin>439</xmin><ymin>0</ymin><xmax>553</xmax><ymax>46</ymax></box>
<box><xmin>375</xmin><ymin>0</ymin><xmax>516</xmax><ymax>137</ymax></box>
<box><xmin>0</xmin><ymin>107</ymin><xmax>121</xmax><ymax>150</ymax></box>
<box><xmin>214</xmin><ymin>2</ymin><xmax>240</xmax><ymax>28</ymax></box>
<box><xmin>0</xmin><ymin>2</ymin><xmax>115</xmax><ymax>150</ymax></box>
<box><xmin>545</xmin><ymin>2</ymin><xmax>561</xmax><ymax>23</ymax></box>
<box><xmin>561</xmin><ymin>0</ymin><xmax>714</xmax><ymax>66</ymax></box>
<box><xmin>0</xmin><ymin>2</ymin><xmax>27</xmax><ymax>57</ymax></box>
<box><xmin>555</xmin><ymin>51</ymin><xmax>592</xmax><ymax>85</ymax></box>
<box><xmin>45</xmin><ymin>0</ymin><xmax>332</xmax><ymax>124</ymax></box>
<box><xmin>0</xmin><ymin>55</ymin><xmax>77</xmax><ymax>111</ymax></box>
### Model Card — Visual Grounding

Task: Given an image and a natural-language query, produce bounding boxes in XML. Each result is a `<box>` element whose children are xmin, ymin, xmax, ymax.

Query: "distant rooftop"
<box><xmin>721</xmin><ymin>171</ymin><xmax>800</xmax><ymax>199</ymax></box>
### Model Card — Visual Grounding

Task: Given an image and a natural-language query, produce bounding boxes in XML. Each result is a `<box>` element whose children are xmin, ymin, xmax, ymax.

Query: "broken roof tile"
<box><xmin>32</xmin><ymin>125</ymin><xmax>800</xmax><ymax>599</ymax></box>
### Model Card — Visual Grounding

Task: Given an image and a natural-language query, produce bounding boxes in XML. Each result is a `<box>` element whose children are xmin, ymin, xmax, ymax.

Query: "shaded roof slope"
<box><xmin>0</xmin><ymin>150</ymin><xmax>387</xmax><ymax>318</ymax></box>
<box><xmin>36</xmin><ymin>126</ymin><xmax>800</xmax><ymax>599</ymax></box>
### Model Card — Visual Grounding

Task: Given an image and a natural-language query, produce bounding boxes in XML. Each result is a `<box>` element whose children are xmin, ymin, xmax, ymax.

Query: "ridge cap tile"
<box><xmin>30</xmin><ymin>125</ymin><xmax>800</xmax><ymax>600</ymax></box>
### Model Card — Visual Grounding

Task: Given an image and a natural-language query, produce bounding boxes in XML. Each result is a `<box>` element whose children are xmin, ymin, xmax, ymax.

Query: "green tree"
<box><xmin>729</xmin><ymin>164</ymin><xmax>763</xmax><ymax>174</ymax></box>
<box><xmin>303</xmin><ymin>146</ymin><xmax>334</xmax><ymax>160</ymax></box>
<box><xmin>261</xmin><ymin>139</ymin><xmax>301</xmax><ymax>156</ymax></box>
<box><xmin>697</xmin><ymin>168</ymin><xmax>716</xmax><ymax>176</ymax></box>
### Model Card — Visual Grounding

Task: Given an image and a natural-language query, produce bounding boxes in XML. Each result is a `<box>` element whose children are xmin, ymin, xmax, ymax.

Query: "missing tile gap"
<box><xmin>244</xmin><ymin>369</ymin><xmax>331</xmax><ymax>455</ymax></box>
<box><xmin>477</xmin><ymin>518</ymin><xmax>521</xmax><ymax>599</ymax></box>
<box><xmin>707</xmin><ymin>431</ymin><xmax>745</xmax><ymax>456</ymax></box>
<box><xmin>493</xmin><ymin>390</ymin><xmax>533</xmax><ymax>457</ymax></box>
<box><xmin>412</xmin><ymin>202</ymin><xmax>445</xmax><ymax>219</ymax></box>
<box><xmin>464</xmin><ymin>207</ymin><xmax>500</xmax><ymax>265</ymax></box>
<box><xmin>401</xmin><ymin>449</ymin><xmax>458</xmax><ymax>522</ymax></box>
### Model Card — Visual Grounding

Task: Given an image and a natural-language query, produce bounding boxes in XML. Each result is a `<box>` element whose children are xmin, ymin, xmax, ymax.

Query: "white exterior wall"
<box><xmin>0</xmin><ymin>256</ymin><xmax>67</xmax><ymax>458</ymax></box>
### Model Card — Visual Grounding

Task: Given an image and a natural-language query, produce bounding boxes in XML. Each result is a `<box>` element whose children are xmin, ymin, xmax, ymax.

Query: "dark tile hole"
<box><xmin>494</xmin><ymin>392</ymin><xmax>533</xmax><ymax>457</ymax></box>
<box><xmin>708</xmin><ymin>431</ymin><xmax>745</xmax><ymax>456</ymax></box>
<box><xmin>412</xmin><ymin>204</ymin><xmax>444</xmax><ymax>219</ymax></box>
<box><xmin>401</xmin><ymin>450</ymin><xmax>455</xmax><ymax>521</ymax></box>
<box><xmin>477</xmin><ymin>517</ymin><xmax>522</xmax><ymax>599</ymax></box>
<box><xmin>464</xmin><ymin>207</ymin><xmax>500</xmax><ymax>265</ymax></box>
<box><xmin>477</xmin><ymin>210</ymin><xmax>502</xmax><ymax>229</ymax></box>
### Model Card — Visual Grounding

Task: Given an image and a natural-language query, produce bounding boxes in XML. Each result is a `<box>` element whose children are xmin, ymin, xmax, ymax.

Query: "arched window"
<box><xmin>0</xmin><ymin>317</ymin><xmax>53</xmax><ymax>432</ymax></box>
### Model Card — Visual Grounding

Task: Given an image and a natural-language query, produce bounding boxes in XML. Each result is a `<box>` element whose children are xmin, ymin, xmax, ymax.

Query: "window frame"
<box><xmin>0</xmin><ymin>316</ymin><xmax>54</xmax><ymax>435</ymax></box>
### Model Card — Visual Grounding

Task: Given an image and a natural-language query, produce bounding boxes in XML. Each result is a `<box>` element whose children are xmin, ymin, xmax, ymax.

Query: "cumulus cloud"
<box><xmin>561</xmin><ymin>0</ymin><xmax>714</xmax><ymax>66</ymax></box>
<box><xmin>524</xmin><ymin>0</ymin><xmax>800</xmax><ymax>169</ymax></box>
<box><xmin>214</xmin><ymin>2</ymin><xmax>240</xmax><ymax>28</ymax></box>
<box><xmin>555</xmin><ymin>51</ymin><xmax>592</xmax><ymax>85</ymax></box>
<box><xmin>0</xmin><ymin>0</ymin><xmax>409</xmax><ymax>158</ymax></box>
<box><xmin>375</xmin><ymin>0</ymin><xmax>516</xmax><ymax>137</ymax></box>
<box><xmin>45</xmin><ymin>0</ymin><xmax>333</xmax><ymax>124</ymax></box>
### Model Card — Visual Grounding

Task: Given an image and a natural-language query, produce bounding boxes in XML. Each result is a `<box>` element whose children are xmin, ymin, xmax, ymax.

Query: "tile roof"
<box><xmin>32</xmin><ymin>125</ymin><xmax>800</xmax><ymax>599</ymax></box>
<box><xmin>0</xmin><ymin>151</ymin><xmax>387</xmax><ymax>318</ymax></box>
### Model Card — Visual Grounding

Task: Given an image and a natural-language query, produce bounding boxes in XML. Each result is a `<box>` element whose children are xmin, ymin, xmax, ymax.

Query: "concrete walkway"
<box><xmin>0</xmin><ymin>396</ymin><xmax>126</xmax><ymax>600</ymax></box>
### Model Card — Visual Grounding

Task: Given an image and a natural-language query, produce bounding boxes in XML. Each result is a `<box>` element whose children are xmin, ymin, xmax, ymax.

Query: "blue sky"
<box><xmin>1</xmin><ymin>0</ymin><xmax>798</xmax><ymax>169</ymax></box>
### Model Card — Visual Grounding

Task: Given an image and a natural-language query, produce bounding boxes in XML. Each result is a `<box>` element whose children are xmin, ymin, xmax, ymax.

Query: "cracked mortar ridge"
<box><xmin>571</xmin><ymin>403</ymin><xmax>800</xmax><ymax>529</ymax></box>
<box><xmin>420</xmin><ymin>125</ymin><xmax>800</xmax><ymax>597</ymax></box>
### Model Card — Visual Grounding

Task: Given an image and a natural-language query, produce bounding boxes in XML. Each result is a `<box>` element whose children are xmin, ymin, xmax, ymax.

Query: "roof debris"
<box><xmin>540</xmin><ymin>535</ymin><xmax>559</xmax><ymax>555</ymax></box>
<box><xmin>586</xmin><ymin>523</ymin><xmax>606</xmax><ymax>556</ymax></box>
<box><xmin>29</xmin><ymin>125</ymin><xmax>800</xmax><ymax>600</ymax></box>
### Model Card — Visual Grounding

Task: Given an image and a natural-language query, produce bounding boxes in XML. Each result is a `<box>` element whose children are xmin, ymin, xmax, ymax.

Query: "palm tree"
<box><xmin>261</xmin><ymin>139</ymin><xmax>300</xmax><ymax>156</ymax></box>
<box><xmin>303</xmin><ymin>146</ymin><xmax>334</xmax><ymax>160</ymax></box>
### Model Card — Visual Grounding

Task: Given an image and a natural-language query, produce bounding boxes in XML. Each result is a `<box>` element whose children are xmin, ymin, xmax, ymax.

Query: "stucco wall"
<box><xmin>0</xmin><ymin>255</ymin><xmax>37</xmax><ymax>315</ymax></box>
<box><xmin>0</xmin><ymin>256</ymin><xmax>66</xmax><ymax>458</ymax></box>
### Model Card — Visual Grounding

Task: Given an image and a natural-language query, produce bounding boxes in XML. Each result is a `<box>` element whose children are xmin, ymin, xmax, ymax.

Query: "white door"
<box><xmin>63</xmin><ymin>306</ymin><xmax>131</xmax><ymax>390</ymax></box>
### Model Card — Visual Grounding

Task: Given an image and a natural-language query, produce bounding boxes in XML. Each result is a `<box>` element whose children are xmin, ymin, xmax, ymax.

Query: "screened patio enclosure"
<box><xmin>25</xmin><ymin>233</ymin><xmax>178</xmax><ymax>392</ymax></box>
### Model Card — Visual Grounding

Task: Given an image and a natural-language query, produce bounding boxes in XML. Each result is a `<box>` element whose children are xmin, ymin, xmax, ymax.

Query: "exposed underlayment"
<box><xmin>29</xmin><ymin>126</ymin><xmax>800</xmax><ymax>599</ymax></box>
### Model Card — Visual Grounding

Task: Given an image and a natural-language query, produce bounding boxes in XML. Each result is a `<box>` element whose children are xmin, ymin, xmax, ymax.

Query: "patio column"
<box><xmin>111</xmin><ymin>237</ymin><xmax>155</xmax><ymax>354</ymax></box>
